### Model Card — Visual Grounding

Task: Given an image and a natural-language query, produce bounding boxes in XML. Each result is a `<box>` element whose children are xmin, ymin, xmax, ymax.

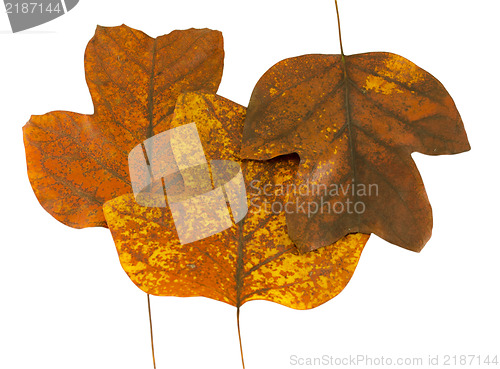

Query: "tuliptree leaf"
<box><xmin>103</xmin><ymin>93</ymin><xmax>369</xmax><ymax>309</ymax></box>
<box><xmin>241</xmin><ymin>52</ymin><xmax>470</xmax><ymax>253</ymax></box>
<box><xmin>23</xmin><ymin>24</ymin><xmax>224</xmax><ymax>228</ymax></box>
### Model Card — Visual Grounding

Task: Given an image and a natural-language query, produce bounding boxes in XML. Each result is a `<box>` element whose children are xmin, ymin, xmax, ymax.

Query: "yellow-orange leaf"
<box><xmin>103</xmin><ymin>93</ymin><xmax>369</xmax><ymax>309</ymax></box>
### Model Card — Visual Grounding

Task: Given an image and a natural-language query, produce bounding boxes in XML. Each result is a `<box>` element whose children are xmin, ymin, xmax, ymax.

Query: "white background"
<box><xmin>1</xmin><ymin>1</ymin><xmax>499</xmax><ymax>368</ymax></box>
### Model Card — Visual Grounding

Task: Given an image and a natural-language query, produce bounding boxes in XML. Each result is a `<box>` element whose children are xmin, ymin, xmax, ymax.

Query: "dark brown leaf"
<box><xmin>241</xmin><ymin>52</ymin><xmax>470</xmax><ymax>253</ymax></box>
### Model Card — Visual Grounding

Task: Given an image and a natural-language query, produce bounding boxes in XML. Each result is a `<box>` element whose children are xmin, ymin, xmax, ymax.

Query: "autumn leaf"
<box><xmin>240</xmin><ymin>52</ymin><xmax>470</xmax><ymax>253</ymax></box>
<box><xmin>103</xmin><ymin>92</ymin><xmax>369</xmax><ymax>309</ymax></box>
<box><xmin>23</xmin><ymin>24</ymin><xmax>224</xmax><ymax>228</ymax></box>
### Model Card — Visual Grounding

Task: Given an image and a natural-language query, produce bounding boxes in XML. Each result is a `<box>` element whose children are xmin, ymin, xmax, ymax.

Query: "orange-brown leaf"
<box><xmin>241</xmin><ymin>52</ymin><xmax>470</xmax><ymax>253</ymax></box>
<box><xmin>103</xmin><ymin>93</ymin><xmax>369</xmax><ymax>309</ymax></box>
<box><xmin>23</xmin><ymin>25</ymin><xmax>224</xmax><ymax>228</ymax></box>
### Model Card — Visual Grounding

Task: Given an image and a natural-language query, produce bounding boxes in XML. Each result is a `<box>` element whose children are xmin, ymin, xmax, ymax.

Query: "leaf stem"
<box><xmin>237</xmin><ymin>306</ymin><xmax>246</xmax><ymax>369</ymax></box>
<box><xmin>147</xmin><ymin>294</ymin><xmax>157</xmax><ymax>369</ymax></box>
<box><xmin>334</xmin><ymin>0</ymin><xmax>345</xmax><ymax>57</ymax></box>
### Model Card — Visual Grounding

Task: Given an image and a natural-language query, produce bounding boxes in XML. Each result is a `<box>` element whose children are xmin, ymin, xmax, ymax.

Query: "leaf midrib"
<box><xmin>341</xmin><ymin>56</ymin><xmax>361</xmax><ymax>229</ymax></box>
<box><xmin>146</xmin><ymin>38</ymin><xmax>158</xmax><ymax>140</ymax></box>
